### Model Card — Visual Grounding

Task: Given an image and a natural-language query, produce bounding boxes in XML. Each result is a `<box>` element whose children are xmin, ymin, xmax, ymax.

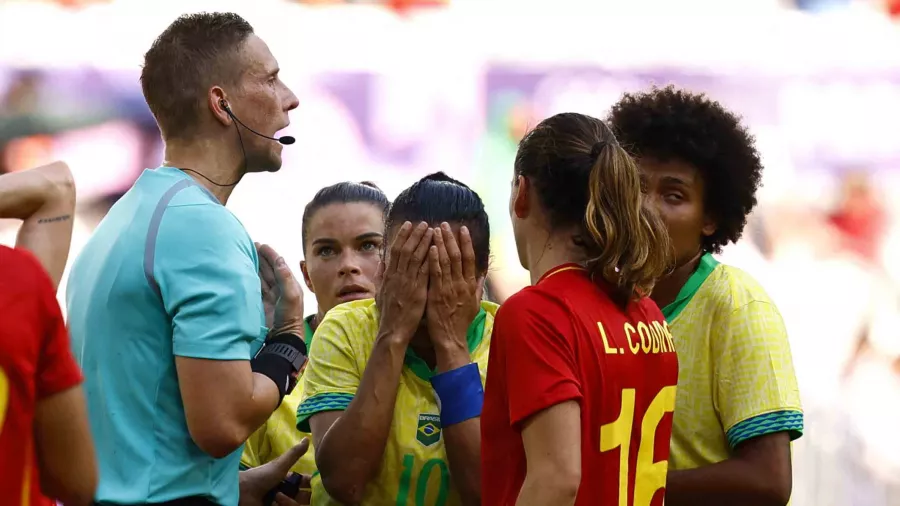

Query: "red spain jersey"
<box><xmin>481</xmin><ymin>264</ymin><xmax>679</xmax><ymax>506</ymax></box>
<box><xmin>0</xmin><ymin>246</ymin><xmax>83</xmax><ymax>506</ymax></box>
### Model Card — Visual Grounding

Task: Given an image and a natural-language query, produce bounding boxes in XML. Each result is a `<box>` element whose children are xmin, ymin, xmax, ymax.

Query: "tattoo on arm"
<box><xmin>37</xmin><ymin>215</ymin><xmax>71</xmax><ymax>224</ymax></box>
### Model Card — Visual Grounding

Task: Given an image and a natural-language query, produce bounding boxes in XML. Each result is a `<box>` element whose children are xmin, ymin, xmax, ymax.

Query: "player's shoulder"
<box><xmin>699</xmin><ymin>261</ymin><xmax>778</xmax><ymax>314</ymax></box>
<box><xmin>325</xmin><ymin>297</ymin><xmax>378</xmax><ymax>322</ymax></box>
<box><xmin>0</xmin><ymin>245</ymin><xmax>40</xmax><ymax>277</ymax></box>
<box><xmin>480</xmin><ymin>300</ymin><xmax>500</xmax><ymax>319</ymax></box>
<box><xmin>494</xmin><ymin>285</ymin><xmax>576</xmax><ymax>345</ymax></box>
<box><xmin>691</xmin><ymin>262</ymin><xmax>789</xmax><ymax>345</ymax></box>
<box><xmin>501</xmin><ymin>283</ymin><xmax>568</xmax><ymax>314</ymax></box>
<box><xmin>633</xmin><ymin>294</ymin><xmax>666</xmax><ymax>322</ymax></box>
<box><xmin>0</xmin><ymin>246</ymin><xmax>53</xmax><ymax>291</ymax></box>
<box><xmin>472</xmin><ymin>300</ymin><xmax>500</xmax><ymax>360</ymax></box>
<box><xmin>317</xmin><ymin>298</ymin><xmax>379</xmax><ymax>345</ymax></box>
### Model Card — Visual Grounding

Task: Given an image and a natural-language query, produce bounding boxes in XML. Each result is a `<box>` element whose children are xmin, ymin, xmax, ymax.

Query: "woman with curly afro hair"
<box><xmin>609</xmin><ymin>86</ymin><xmax>803</xmax><ymax>506</ymax></box>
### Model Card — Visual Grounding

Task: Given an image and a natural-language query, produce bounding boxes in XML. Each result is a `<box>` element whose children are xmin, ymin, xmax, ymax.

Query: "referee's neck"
<box><xmin>163</xmin><ymin>140</ymin><xmax>243</xmax><ymax>205</ymax></box>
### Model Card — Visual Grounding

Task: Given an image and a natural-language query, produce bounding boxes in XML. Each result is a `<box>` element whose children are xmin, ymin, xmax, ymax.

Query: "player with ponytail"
<box><xmin>583</xmin><ymin>132</ymin><xmax>671</xmax><ymax>304</ymax></box>
<box><xmin>481</xmin><ymin>112</ymin><xmax>678</xmax><ymax>506</ymax></box>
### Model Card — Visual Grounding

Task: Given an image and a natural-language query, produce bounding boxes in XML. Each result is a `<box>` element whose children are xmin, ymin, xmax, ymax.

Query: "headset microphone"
<box><xmin>220</xmin><ymin>101</ymin><xmax>295</xmax><ymax>145</ymax></box>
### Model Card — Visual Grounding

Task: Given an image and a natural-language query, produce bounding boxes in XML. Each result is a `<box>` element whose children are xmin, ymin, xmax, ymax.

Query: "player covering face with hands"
<box><xmin>240</xmin><ymin>181</ymin><xmax>390</xmax><ymax>506</ymax></box>
<box><xmin>297</xmin><ymin>172</ymin><xmax>495</xmax><ymax>506</ymax></box>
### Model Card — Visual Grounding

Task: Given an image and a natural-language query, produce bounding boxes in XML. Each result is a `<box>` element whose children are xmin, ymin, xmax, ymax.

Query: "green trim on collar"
<box><xmin>303</xmin><ymin>315</ymin><xmax>315</xmax><ymax>351</ymax></box>
<box><xmin>404</xmin><ymin>308</ymin><xmax>487</xmax><ymax>381</ymax></box>
<box><xmin>661</xmin><ymin>253</ymin><xmax>719</xmax><ymax>323</ymax></box>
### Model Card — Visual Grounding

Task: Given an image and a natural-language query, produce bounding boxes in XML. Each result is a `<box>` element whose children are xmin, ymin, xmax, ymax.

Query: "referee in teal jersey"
<box><xmin>66</xmin><ymin>13</ymin><xmax>310</xmax><ymax>506</ymax></box>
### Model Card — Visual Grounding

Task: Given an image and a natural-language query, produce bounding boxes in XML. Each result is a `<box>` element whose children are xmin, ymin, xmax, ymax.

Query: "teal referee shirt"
<box><xmin>67</xmin><ymin>167</ymin><xmax>266</xmax><ymax>506</ymax></box>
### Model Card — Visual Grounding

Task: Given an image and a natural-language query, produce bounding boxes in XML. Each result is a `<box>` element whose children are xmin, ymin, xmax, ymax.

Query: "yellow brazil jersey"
<box><xmin>665</xmin><ymin>253</ymin><xmax>804</xmax><ymax>470</ymax></box>
<box><xmin>241</xmin><ymin>316</ymin><xmax>317</xmax><ymax>476</ymax></box>
<box><xmin>297</xmin><ymin>298</ymin><xmax>498</xmax><ymax>506</ymax></box>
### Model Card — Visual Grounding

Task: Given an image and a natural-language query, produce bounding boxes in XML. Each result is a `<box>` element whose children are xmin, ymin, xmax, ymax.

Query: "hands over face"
<box><xmin>375</xmin><ymin>222</ymin><xmax>434</xmax><ymax>342</ymax></box>
<box><xmin>424</xmin><ymin>224</ymin><xmax>484</xmax><ymax>369</ymax></box>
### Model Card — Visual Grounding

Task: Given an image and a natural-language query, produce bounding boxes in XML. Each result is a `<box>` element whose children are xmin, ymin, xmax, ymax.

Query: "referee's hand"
<box><xmin>256</xmin><ymin>243</ymin><xmax>305</xmax><ymax>337</ymax></box>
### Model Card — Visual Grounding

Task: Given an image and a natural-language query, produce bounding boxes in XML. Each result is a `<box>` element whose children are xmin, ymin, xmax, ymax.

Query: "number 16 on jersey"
<box><xmin>600</xmin><ymin>386</ymin><xmax>677</xmax><ymax>506</ymax></box>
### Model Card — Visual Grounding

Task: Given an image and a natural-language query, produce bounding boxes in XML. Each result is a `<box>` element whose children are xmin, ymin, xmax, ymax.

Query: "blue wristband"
<box><xmin>430</xmin><ymin>363</ymin><xmax>484</xmax><ymax>427</ymax></box>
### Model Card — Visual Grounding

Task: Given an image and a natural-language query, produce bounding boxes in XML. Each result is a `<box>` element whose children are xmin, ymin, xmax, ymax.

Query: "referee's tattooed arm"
<box><xmin>0</xmin><ymin>161</ymin><xmax>76</xmax><ymax>287</ymax></box>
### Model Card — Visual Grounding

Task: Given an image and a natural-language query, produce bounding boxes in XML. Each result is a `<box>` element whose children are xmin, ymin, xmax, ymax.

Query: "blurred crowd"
<box><xmin>3</xmin><ymin>1</ymin><xmax>900</xmax><ymax>504</ymax></box>
<box><xmin>13</xmin><ymin>0</ymin><xmax>900</xmax><ymax>16</ymax></box>
<box><xmin>16</xmin><ymin>0</ymin><xmax>449</xmax><ymax>8</ymax></box>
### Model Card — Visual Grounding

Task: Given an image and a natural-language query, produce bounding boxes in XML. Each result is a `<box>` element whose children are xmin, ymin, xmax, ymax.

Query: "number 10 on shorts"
<box><xmin>600</xmin><ymin>386</ymin><xmax>677</xmax><ymax>506</ymax></box>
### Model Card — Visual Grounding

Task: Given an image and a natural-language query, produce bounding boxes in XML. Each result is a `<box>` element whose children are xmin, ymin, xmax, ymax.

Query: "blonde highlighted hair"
<box><xmin>514</xmin><ymin>112</ymin><xmax>671</xmax><ymax>303</ymax></box>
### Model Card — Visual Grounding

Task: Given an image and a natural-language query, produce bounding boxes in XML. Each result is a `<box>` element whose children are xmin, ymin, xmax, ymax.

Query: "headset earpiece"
<box><xmin>219</xmin><ymin>99</ymin><xmax>229</xmax><ymax>110</ymax></box>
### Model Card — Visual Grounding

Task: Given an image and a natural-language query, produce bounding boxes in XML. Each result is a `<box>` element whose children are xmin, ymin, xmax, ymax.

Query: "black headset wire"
<box><xmin>177</xmin><ymin>102</ymin><xmax>248</xmax><ymax>187</ymax></box>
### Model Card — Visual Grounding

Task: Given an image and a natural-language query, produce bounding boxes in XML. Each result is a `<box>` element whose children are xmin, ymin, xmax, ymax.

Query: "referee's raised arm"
<box><xmin>65</xmin><ymin>12</ymin><xmax>301</xmax><ymax>506</ymax></box>
<box><xmin>153</xmin><ymin>204</ymin><xmax>306</xmax><ymax>459</ymax></box>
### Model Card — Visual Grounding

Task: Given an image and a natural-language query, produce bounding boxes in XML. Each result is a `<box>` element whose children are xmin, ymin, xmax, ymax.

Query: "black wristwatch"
<box><xmin>255</xmin><ymin>334</ymin><xmax>307</xmax><ymax>373</ymax></box>
<box><xmin>252</xmin><ymin>333</ymin><xmax>308</xmax><ymax>400</ymax></box>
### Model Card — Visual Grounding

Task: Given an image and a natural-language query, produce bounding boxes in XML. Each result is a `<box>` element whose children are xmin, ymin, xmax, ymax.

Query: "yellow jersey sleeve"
<box><xmin>243</xmin><ymin>315</ymin><xmax>318</xmax><ymax>474</ymax></box>
<box><xmin>240</xmin><ymin>422</ymin><xmax>268</xmax><ymax>469</ymax></box>
<box><xmin>712</xmin><ymin>300</ymin><xmax>804</xmax><ymax>448</ymax></box>
<box><xmin>242</xmin><ymin>382</ymin><xmax>318</xmax><ymax>474</ymax></box>
<box><xmin>296</xmin><ymin>310</ymin><xmax>361</xmax><ymax>432</ymax></box>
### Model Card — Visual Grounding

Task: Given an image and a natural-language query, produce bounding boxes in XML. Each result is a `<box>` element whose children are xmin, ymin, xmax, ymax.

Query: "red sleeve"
<box><xmin>19</xmin><ymin>252</ymin><xmax>83</xmax><ymax>399</ymax></box>
<box><xmin>496</xmin><ymin>289</ymin><xmax>582</xmax><ymax>427</ymax></box>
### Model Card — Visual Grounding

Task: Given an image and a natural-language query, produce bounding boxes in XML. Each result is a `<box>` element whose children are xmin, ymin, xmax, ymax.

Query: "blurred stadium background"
<box><xmin>2</xmin><ymin>0</ymin><xmax>900</xmax><ymax>504</ymax></box>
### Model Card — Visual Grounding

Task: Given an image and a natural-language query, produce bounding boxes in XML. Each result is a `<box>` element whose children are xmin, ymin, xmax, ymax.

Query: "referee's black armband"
<box><xmin>251</xmin><ymin>333</ymin><xmax>307</xmax><ymax>406</ymax></box>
